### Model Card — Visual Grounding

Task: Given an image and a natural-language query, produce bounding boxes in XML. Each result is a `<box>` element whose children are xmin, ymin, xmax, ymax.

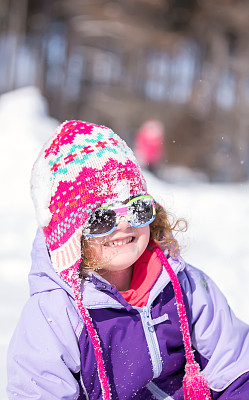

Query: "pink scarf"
<box><xmin>120</xmin><ymin>246</ymin><xmax>162</xmax><ymax>307</ymax></box>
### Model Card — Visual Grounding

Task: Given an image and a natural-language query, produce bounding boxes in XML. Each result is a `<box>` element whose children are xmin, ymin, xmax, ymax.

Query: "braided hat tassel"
<box><xmin>154</xmin><ymin>244</ymin><xmax>212</xmax><ymax>400</ymax></box>
<box><xmin>61</xmin><ymin>265</ymin><xmax>111</xmax><ymax>400</ymax></box>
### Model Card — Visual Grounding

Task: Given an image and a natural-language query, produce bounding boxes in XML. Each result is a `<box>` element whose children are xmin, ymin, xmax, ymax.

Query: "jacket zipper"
<box><xmin>140</xmin><ymin>306</ymin><xmax>162</xmax><ymax>379</ymax></box>
<box><xmin>146</xmin><ymin>381</ymin><xmax>174</xmax><ymax>400</ymax></box>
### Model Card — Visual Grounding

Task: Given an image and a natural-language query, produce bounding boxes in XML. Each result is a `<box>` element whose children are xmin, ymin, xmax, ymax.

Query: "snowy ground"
<box><xmin>1</xmin><ymin>87</ymin><xmax>249</xmax><ymax>399</ymax></box>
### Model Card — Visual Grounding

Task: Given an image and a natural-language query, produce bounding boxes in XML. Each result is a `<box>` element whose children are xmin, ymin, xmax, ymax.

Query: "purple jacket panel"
<box><xmin>80</xmin><ymin>308</ymin><xmax>154</xmax><ymax>399</ymax></box>
<box><xmin>79</xmin><ymin>281</ymin><xmax>190</xmax><ymax>399</ymax></box>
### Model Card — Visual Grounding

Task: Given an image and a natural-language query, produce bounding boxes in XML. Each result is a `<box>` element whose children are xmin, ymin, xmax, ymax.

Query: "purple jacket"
<box><xmin>7</xmin><ymin>229</ymin><xmax>249</xmax><ymax>399</ymax></box>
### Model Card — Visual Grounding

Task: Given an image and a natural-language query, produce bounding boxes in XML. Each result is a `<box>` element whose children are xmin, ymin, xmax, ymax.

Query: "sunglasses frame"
<box><xmin>85</xmin><ymin>195</ymin><xmax>156</xmax><ymax>238</ymax></box>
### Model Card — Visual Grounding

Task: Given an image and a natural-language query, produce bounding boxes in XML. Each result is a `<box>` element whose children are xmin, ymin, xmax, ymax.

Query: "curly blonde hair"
<box><xmin>149</xmin><ymin>202</ymin><xmax>187</xmax><ymax>255</ymax></box>
<box><xmin>79</xmin><ymin>201</ymin><xmax>187</xmax><ymax>277</ymax></box>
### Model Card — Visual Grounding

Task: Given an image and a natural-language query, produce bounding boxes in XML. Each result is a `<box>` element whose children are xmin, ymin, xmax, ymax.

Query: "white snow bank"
<box><xmin>0</xmin><ymin>87</ymin><xmax>58</xmax><ymax>400</ymax></box>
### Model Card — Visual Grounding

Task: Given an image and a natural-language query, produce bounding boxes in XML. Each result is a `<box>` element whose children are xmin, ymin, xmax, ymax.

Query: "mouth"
<box><xmin>103</xmin><ymin>236</ymin><xmax>135</xmax><ymax>247</ymax></box>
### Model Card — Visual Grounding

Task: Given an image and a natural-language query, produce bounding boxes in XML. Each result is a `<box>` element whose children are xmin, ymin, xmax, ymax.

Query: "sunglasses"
<box><xmin>84</xmin><ymin>195</ymin><xmax>156</xmax><ymax>237</ymax></box>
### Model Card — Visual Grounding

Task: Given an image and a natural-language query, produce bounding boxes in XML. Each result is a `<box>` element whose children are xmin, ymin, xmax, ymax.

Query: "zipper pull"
<box><xmin>147</xmin><ymin>323</ymin><xmax>155</xmax><ymax>333</ymax></box>
<box><xmin>143</xmin><ymin>307</ymin><xmax>155</xmax><ymax>332</ymax></box>
<box><xmin>143</xmin><ymin>306</ymin><xmax>150</xmax><ymax>318</ymax></box>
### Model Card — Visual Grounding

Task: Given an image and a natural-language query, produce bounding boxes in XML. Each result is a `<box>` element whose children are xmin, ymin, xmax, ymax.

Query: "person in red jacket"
<box><xmin>134</xmin><ymin>119</ymin><xmax>165</xmax><ymax>173</ymax></box>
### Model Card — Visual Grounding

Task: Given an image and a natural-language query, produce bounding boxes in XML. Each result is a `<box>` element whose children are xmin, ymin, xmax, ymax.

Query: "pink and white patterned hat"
<box><xmin>30</xmin><ymin>120</ymin><xmax>147</xmax><ymax>283</ymax></box>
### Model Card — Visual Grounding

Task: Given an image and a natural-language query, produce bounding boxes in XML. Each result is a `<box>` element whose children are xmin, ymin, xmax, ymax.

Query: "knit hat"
<box><xmin>31</xmin><ymin>120</ymin><xmax>147</xmax><ymax>282</ymax></box>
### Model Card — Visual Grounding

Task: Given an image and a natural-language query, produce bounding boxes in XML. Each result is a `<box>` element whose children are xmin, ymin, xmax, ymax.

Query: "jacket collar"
<box><xmin>81</xmin><ymin>253</ymin><xmax>185</xmax><ymax>309</ymax></box>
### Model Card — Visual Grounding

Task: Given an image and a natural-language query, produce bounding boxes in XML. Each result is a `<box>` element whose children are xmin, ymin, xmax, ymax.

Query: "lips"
<box><xmin>103</xmin><ymin>236</ymin><xmax>134</xmax><ymax>247</ymax></box>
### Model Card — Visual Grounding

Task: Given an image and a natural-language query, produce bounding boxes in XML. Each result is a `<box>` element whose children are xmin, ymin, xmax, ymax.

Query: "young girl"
<box><xmin>7</xmin><ymin>120</ymin><xmax>249</xmax><ymax>400</ymax></box>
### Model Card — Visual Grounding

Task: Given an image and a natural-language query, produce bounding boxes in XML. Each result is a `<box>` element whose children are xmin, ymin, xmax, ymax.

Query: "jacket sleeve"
<box><xmin>7</xmin><ymin>289</ymin><xmax>83</xmax><ymax>400</ymax></box>
<box><xmin>181</xmin><ymin>263</ymin><xmax>249</xmax><ymax>397</ymax></box>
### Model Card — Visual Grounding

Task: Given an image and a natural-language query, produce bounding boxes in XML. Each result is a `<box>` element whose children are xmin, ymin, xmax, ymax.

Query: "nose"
<box><xmin>116</xmin><ymin>216</ymin><xmax>131</xmax><ymax>230</ymax></box>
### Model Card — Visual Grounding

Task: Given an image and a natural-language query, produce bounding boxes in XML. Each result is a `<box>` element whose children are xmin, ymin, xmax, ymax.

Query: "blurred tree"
<box><xmin>1</xmin><ymin>0</ymin><xmax>249</xmax><ymax>181</ymax></box>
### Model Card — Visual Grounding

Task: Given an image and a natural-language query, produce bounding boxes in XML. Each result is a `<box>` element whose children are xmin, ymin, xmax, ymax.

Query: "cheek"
<box><xmin>138</xmin><ymin>226</ymin><xmax>150</xmax><ymax>249</ymax></box>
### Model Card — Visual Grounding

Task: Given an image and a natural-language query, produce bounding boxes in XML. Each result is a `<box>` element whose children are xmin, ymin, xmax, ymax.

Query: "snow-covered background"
<box><xmin>1</xmin><ymin>87</ymin><xmax>249</xmax><ymax>399</ymax></box>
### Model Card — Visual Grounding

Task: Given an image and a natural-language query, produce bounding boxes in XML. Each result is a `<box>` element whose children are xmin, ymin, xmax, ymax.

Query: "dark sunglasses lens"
<box><xmin>87</xmin><ymin>209</ymin><xmax>116</xmax><ymax>235</ymax></box>
<box><xmin>128</xmin><ymin>199</ymin><xmax>154</xmax><ymax>225</ymax></box>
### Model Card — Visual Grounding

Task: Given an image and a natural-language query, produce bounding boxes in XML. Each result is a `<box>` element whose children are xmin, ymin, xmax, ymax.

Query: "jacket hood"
<box><xmin>29</xmin><ymin>228</ymin><xmax>74</xmax><ymax>298</ymax></box>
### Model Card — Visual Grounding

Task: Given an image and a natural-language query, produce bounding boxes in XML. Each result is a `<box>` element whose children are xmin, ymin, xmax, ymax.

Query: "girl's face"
<box><xmin>87</xmin><ymin>218</ymin><xmax>150</xmax><ymax>279</ymax></box>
